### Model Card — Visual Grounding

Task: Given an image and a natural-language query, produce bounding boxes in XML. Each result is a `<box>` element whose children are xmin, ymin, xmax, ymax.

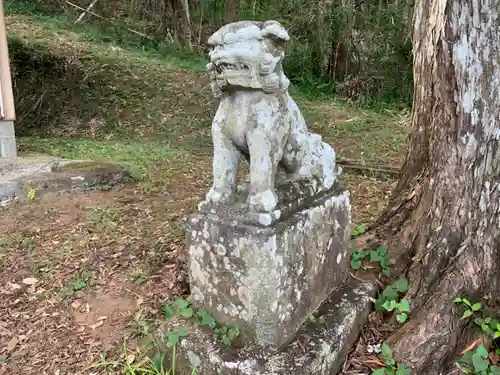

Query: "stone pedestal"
<box><xmin>177</xmin><ymin>19</ymin><xmax>369</xmax><ymax>375</ymax></box>
<box><xmin>186</xmin><ymin>185</ymin><xmax>351</xmax><ymax>350</ymax></box>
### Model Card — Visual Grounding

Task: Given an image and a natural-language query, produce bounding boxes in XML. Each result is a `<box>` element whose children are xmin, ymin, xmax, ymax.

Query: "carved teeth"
<box><xmin>212</xmin><ymin>61</ymin><xmax>250</xmax><ymax>73</ymax></box>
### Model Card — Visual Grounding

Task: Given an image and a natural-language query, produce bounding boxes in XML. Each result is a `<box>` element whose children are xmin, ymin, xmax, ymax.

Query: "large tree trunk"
<box><xmin>374</xmin><ymin>0</ymin><xmax>500</xmax><ymax>373</ymax></box>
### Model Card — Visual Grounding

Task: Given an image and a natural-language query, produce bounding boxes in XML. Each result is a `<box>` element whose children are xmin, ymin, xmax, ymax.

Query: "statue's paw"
<box><xmin>247</xmin><ymin>189</ymin><xmax>278</xmax><ymax>213</ymax></box>
<box><xmin>199</xmin><ymin>186</ymin><xmax>233</xmax><ymax>211</ymax></box>
<box><xmin>321</xmin><ymin>169</ymin><xmax>336</xmax><ymax>190</ymax></box>
<box><xmin>204</xmin><ymin>186</ymin><xmax>233</xmax><ymax>205</ymax></box>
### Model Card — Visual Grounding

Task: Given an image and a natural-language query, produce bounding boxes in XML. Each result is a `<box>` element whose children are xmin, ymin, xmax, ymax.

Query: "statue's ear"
<box><xmin>260</xmin><ymin>21</ymin><xmax>290</xmax><ymax>43</ymax></box>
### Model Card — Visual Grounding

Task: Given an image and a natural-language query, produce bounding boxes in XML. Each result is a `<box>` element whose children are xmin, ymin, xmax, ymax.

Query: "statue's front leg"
<box><xmin>205</xmin><ymin>122</ymin><xmax>241</xmax><ymax>205</ymax></box>
<box><xmin>246</xmin><ymin>129</ymin><xmax>282</xmax><ymax>213</ymax></box>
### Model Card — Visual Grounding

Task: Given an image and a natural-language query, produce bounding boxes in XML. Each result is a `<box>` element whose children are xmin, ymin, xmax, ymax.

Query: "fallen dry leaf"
<box><xmin>126</xmin><ymin>353</ymin><xmax>135</xmax><ymax>364</ymax></box>
<box><xmin>459</xmin><ymin>339</ymin><xmax>481</xmax><ymax>355</ymax></box>
<box><xmin>89</xmin><ymin>320</ymin><xmax>104</xmax><ymax>330</ymax></box>
<box><xmin>7</xmin><ymin>282</ymin><xmax>21</xmax><ymax>291</ymax></box>
<box><xmin>22</xmin><ymin>278</ymin><xmax>38</xmax><ymax>286</ymax></box>
<box><xmin>6</xmin><ymin>337</ymin><xmax>18</xmax><ymax>351</ymax></box>
<box><xmin>363</xmin><ymin>358</ymin><xmax>386</xmax><ymax>367</ymax></box>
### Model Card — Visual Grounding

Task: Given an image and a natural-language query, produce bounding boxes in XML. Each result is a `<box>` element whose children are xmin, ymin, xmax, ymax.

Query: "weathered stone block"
<box><xmin>171</xmin><ymin>278</ymin><xmax>376</xmax><ymax>375</ymax></box>
<box><xmin>187</xmin><ymin>187</ymin><xmax>351</xmax><ymax>350</ymax></box>
<box><xmin>0</xmin><ymin>154</ymin><xmax>129</xmax><ymax>207</ymax></box>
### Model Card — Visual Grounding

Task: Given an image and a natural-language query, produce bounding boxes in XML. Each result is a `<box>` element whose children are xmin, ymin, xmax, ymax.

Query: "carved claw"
<box><xmin>247</xmin><ymin>189</ymin><xmax>278</xmax><ymax>213</ymax></box>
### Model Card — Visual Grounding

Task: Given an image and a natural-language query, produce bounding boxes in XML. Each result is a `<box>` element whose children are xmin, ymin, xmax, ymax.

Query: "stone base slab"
<box><xmin>186</xmin><ymin>187</ymin><xmax>351</xmax><ymax>350</ymax></box>
<box><xmin>173</xmin><ymin>278</ymin><xmax>376</xmax><ymax>375</ymax></box>
<box><xmin>0</xmin><ymin>153</ymin><xmax>130</xmax><ymax>207</ymax></box>
<box><xmin>199</xmin><ymin>176</ymin><xmax>333</xmax><ymax>227</ymax></box>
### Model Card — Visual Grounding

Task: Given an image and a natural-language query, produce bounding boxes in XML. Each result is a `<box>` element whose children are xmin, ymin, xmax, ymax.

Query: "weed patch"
<box><xmin>350</xmin><ymin>223</ymin><xmax>391</xmax><ymax>276</ymax></box>
<box><xmin>453</xmin><ymin>297</ymin><xmax>500</xmax><ymax>374</ymax></box>
<box><xmin>373</xmin><ymin>343</ymin><xmax>410</xmax><ymax>375</ymax></box>
<box><xmin>59</xmin><ymin>269</ymin><xmax>96</xmax><ymax>299</ymax></box>
<box><xmin>163</xmin><ymin>297</ymin><xmax>240</xmax><ymax>348</ymax></box>
<box><xmin>86</xmin><ymin>205</ymin><xmax>121</xmax><ymax>230</ymax></box>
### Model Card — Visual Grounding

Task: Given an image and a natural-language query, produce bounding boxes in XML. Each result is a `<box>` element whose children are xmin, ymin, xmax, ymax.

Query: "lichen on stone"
<box><xmin>187</xmin><ymin>189</ymin><xmax>351</xmax><ymax>350</ymax></box>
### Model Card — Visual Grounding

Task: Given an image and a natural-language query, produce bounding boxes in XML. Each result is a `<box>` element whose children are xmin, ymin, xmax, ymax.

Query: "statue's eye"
<box><xmin>207</xmin><ymin>43</ymin><xmax>223</xmax><ymax>55</ymax></box>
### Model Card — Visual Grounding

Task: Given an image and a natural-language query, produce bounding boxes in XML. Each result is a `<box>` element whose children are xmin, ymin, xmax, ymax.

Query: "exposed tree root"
<box><xmin>387</xmin><ymin>272</ymin><xmax>469</xmax><ymax>374</ymax></box>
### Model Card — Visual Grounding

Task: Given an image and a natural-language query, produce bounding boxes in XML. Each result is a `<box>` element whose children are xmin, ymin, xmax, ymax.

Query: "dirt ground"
<box><xmin>0</xmin><ymin>156</ymin><xmax>397</xmax><ymax>374</ymax></box>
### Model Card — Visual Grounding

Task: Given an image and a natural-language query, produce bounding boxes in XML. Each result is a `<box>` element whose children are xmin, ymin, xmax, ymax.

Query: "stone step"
<box><xmin>171</xmin><ymin>277</ymin><xmax>376</xmax><ymax>375</ymax></box>
<box><xmin>0</xmin><ymin>154</ymin><xmax>130</xmax><ymax>207</ymax></box>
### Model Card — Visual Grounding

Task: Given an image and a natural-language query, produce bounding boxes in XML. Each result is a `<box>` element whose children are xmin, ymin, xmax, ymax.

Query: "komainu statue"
<box><xmin>202</xmin><ymin>20</ymin><xmax>338</xmax><ymax>215</ymax></box>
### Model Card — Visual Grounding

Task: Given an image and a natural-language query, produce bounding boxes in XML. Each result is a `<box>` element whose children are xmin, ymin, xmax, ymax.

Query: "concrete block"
<box><xmin>0</xmin><ymin>120</ymin><xmax>16</xmax><ymax>158</ymax></box>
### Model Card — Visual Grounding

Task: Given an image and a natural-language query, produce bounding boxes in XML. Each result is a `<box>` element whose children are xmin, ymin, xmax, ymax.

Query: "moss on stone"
<box><xmin>54</xmin><ymin>161</ymin><xmax>111</xmax><ymax>172</ymax></box>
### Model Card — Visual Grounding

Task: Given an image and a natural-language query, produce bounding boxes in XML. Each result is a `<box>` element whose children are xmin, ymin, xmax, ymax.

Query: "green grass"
<box><xmin>8</xmin><ymin>15</ymin><xmax>215</xmax><ymax>172</ymax></box>
<box><xmin>6</xmin><ymin>9</ymin><xmax>409</xmax><ymax>182</ymax></box>
<box><xmin>94</xmin><ymin>347</ymin><xmax>199</xmax><ymax>375</ymax></box>
<box><xmin>4</xmin><ymin>0</ymin><xmax>63</xmax><ymax>15</ymax></box>
<box><xmin>18</xmin><ymin>137</ymin><xmax>188</xmax><ymax>180</ymax></box>
<box><xmin>4</xmin><ymin>3</ymin><xmax>208</xmax><ymax>72</ymax></box>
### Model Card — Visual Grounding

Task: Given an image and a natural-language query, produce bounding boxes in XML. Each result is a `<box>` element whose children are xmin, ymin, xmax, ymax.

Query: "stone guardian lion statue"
<box><xmin>203</xmin><ymin>20</ymin><xmax>338</xmax><ymax>214</ymax></box>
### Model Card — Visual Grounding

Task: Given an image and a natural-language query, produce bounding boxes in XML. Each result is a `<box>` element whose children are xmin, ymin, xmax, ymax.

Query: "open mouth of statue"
<box><xmin>214</xmin><ymin>62</ymin><xmax>250</xmax><ymax>74</ymax></box>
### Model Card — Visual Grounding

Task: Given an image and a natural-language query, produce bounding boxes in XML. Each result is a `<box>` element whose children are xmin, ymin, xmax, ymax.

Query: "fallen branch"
<box><xmin>75</xmin><ymin>0</ymin><xmax>98</xmax><ymax>23</ymax></box>
<box><xmin>348</xmin><ymin>271</ymin><xmax>368</xmax><ymax>283</ymax></box>
<box><xmin>337</xmin><ymin>158</ymin><xmax>401</xmax><ymax>175</ymax></box>
<box><xmin>65</xmin><ymin>1</ymin><xmax>155</xmax><ymax>41</ymax></box>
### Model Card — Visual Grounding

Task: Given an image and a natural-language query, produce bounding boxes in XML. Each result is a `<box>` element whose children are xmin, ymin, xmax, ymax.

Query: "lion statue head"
<box><xmin>206</xmin><ymin>20</ymin><xmax>291</xmax><ymax>98</ymax></box>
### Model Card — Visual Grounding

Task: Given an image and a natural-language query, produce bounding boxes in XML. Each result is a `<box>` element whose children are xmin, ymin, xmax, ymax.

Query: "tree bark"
<box><xmin>164</xmin><ymin>0</ymin><xmax>192</xmax><ymax>47</ymax></box>
<box><xmin>226</xmin><ymin>0</ymin><xmax>237</xmax><ymax>22</ymax></box>
<box><xmin>374</xmin><ymin>0</ymin><xmax>500</xmax><ymax>373</ymax></box>
<box><xmin>179</xmin><ymin>0</ymin><xmax>193</xmax><ymax>49</ymax></box>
